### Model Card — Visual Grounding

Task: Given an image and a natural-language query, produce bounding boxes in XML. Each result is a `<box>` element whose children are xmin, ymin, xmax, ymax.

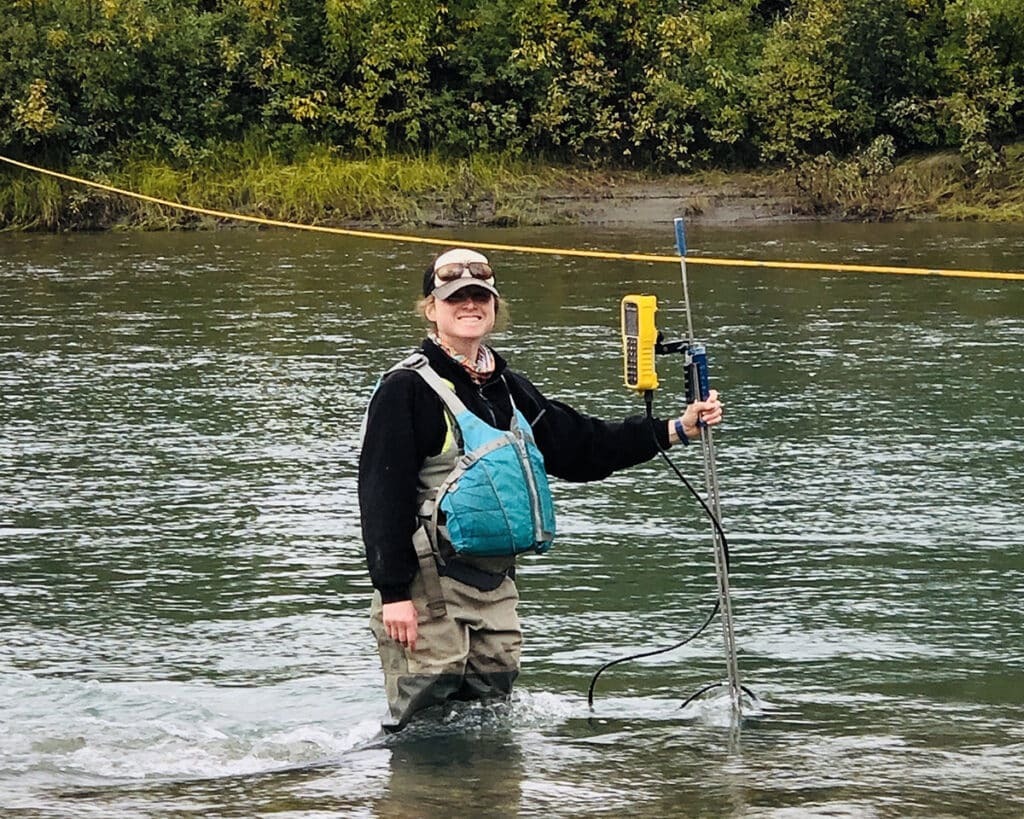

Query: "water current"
<box><xmin>1</xmin><ymin>222</ymin><xmax>1022</xmax><ymax>817</ymax></box>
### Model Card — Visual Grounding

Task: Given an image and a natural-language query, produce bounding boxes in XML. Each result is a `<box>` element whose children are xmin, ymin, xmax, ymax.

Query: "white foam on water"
<box><xmin>0</xmin><ymin>670</ymin><xmax>384</xmax><ymax>799</ymax></box>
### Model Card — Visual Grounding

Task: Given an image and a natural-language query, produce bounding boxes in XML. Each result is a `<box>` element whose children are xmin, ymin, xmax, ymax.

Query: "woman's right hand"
<box><xmin>382</xmin><ymin>600</ymin><xmax>419</xmax><ymax>650</ymax></box>
<box><xmin>675</xmin><ymin>389</ymin><xmax>723</xmax><ymax>441</ymax></box>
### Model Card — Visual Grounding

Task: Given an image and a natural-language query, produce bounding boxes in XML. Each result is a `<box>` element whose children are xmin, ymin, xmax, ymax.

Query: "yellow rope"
<box><xmin>3</xmin><ymin>154</ymin><xmax>1023</xmax><ymax>282</ymax></box>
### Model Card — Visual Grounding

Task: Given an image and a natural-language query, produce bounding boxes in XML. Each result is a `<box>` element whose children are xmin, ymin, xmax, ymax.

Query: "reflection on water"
<box><xmin>2</xmin><ymin>225</ymin><xmax>1023</xmax><ymax>816</ymax></box>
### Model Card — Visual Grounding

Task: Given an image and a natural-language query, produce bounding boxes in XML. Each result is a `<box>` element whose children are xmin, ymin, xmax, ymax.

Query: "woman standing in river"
<box><xmin>357</xmin><ymin>248</ymin><xmax>723</xmax><ymax>730</ymax></box>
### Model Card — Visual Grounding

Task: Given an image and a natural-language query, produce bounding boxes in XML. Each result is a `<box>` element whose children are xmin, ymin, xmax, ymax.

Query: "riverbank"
<box><xmin>521</xmin><ymin>174</ymin><xmax>806</xmax><ymax>226</ymax></box>
<box><xmin>2</xmin><ymin>142</ymin><xmax>1024</xmax><ymax>230</ymax></box>
<box><xmin>535</xmin><ymin>144</ymin><xmax>1024</xmax><ymax>226</ymax></box>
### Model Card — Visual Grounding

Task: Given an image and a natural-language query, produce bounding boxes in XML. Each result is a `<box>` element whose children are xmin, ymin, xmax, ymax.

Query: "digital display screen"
<box><xmin>623</xmin><ymin>303</ymin><xmax>639</xmax><ymax>336</ymax></box>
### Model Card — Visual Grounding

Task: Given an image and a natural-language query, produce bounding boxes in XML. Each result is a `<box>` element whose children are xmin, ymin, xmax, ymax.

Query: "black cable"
<box><xmin>586</xmin><ymin>599</ymin><xmax>720</xmax><ymax>708</ymax></box>
<box><xmin>586</xmin><ymin>391</ymin><xmax>731</xmax><ymax>708</ymax></box>
<box><xmin>678</xmin><ymin>682</ymin><xmax>761</xmax><ymax>711</ymax></box>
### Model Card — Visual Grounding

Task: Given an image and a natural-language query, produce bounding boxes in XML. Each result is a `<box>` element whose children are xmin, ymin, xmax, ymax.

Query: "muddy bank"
<box><xmin>542</xmin><ymin>179</ymin><xmax>806</xmax><ymax>225</ymax></box>
<box><xmin>415</xmin><ymin>175</ymin><xmax>812</xmax><ymax>229</ymax></box>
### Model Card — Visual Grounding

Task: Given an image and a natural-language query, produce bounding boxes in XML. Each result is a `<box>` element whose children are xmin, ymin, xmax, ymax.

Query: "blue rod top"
<box><xmin>674</xmin><ymin>217</ymin><xmax>687</xmax><ymax>256</ymax></box>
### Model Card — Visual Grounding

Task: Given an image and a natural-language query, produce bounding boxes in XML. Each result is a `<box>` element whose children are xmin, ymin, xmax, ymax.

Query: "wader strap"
<box><xmin>412</xmin><ymin>525</ymin><xmax>447</xmax><ymax>619</ymax></box>
<box><xmin>394</xmin><ymin>352</ymin><xmax>521</xmax><ymax>427</ymax></box>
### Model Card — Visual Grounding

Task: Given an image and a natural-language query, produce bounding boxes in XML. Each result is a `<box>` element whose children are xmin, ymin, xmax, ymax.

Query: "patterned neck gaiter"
<box><xmin>430</xmin><ymin>333</ymin><xmax>496</xmax><ymax>385</ymax></box>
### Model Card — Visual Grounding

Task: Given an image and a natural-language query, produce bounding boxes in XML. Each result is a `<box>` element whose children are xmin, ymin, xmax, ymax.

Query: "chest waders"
<box><xmin>390</xmin><ymin>354</ymin><xmax>556</xmax><ymax>619</ymax></box>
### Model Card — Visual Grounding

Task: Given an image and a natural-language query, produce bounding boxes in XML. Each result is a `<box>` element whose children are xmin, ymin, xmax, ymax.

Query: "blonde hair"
<box><xmin>415</xmin><ymin>293</ymin><xmax>435</xmax><ymax>324</ymax></box>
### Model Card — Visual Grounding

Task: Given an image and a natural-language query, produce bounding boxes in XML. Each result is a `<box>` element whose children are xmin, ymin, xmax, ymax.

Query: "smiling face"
<box><xmin>424</xmin><ymin>286</ymin><xmax>497</xmax><ymax>352</ymax></box>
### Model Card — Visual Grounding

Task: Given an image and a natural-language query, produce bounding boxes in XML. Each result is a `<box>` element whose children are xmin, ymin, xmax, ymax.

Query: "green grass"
<box><xmin>108</xmin><ymin>139</ymin><xmax>593</xmax><ymax>229</ymax></box>
<box><xmin>2</xmin><ymin>136</ymin><xmax>592</xmax><ymax>230</ymax></box>
<box><xmin>0</xmin><ymin>173</ymin><xmax>64</xmax><ymax>230</ymax></box>
<box><xmin>4</xmin><ymin>137</ymin><xmax>1024</xmax><ymax>230</ymax></box>
<box><xmin>773</xmin><ymin>144</ymin><xmax>1024</xmax><ymax>222</ymax></box>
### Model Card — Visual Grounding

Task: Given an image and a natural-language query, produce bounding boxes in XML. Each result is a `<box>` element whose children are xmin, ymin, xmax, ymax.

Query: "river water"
<box><xmin>1</xmin><ymin>222</ymin><xmax>1022</xmax><ymax>817</ymax></box>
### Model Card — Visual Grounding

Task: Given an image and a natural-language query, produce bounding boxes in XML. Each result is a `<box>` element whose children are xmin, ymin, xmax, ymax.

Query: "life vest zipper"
<box><xmin>513</xmin><ymin>427</ymin><xmax>545</xmax><ymax>544</ymax></box>
<box><xmin>477</xmin><ymin>383</ymin><xmax>498</xmax><ymax>426</ymax></box>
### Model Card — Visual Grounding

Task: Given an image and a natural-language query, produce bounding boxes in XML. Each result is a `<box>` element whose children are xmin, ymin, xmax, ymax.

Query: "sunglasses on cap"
<box><xmin>434</xmin><ymin>261</ymin><xmax>494</xmax><ymax>282</ymax></box>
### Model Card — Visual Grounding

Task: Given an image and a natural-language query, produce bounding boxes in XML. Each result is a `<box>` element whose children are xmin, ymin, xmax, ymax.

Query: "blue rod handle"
<box><xmin>684</xmin><ymin>345</ymin><xmax>711</xmax><ymax>427</ymax></box>
<box><xmin>674</xmin><ymin>217</ymin><xmax>687</xmax><ymax>256</ymax></box>
<box><xmin>692</xmin><ymin>345</ymin><xmax>710</xmax><ymax>402</ymax></box>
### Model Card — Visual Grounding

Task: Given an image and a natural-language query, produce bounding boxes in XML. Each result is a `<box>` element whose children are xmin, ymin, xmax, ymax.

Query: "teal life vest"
<box><xmin>394</xmin><ymin>354</ymin><xmax>557</xmax><ymax>558</ymax></box>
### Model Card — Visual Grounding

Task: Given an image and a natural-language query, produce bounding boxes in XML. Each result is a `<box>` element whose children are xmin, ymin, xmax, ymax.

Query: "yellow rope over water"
<box><xmin>3</xmin><ymin>154</ymin><xmax>1023</xmax><ymax>282</ymax></box>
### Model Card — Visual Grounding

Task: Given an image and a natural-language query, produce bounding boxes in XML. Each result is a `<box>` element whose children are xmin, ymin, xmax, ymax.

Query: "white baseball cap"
<box><xmin>425</xmin><ymin>248</ymin><xmax>499</xmax><ymax>300</ymax></box>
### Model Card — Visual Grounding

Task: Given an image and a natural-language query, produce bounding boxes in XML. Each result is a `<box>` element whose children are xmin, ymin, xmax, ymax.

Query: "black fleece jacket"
<box><xmin>358</xmin><ymin>339</ymin><xmax>673</xmax><ymax>602</ymax></box>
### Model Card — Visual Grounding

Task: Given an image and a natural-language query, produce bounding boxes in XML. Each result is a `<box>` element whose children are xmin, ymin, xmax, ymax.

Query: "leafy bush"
<box><xmin>0</xmin><ymin>0</ymin><xmax>1021</xmax><ymax>174</ymax></box>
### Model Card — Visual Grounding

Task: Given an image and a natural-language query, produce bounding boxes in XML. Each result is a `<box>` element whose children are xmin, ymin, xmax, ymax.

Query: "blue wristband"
<box><xmin>674</xmin><ymin>418</ymin><xmax>688</xmax><ymax>445</ymax></box>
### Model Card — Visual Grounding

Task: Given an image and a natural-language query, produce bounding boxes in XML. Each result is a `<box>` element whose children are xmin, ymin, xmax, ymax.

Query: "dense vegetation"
<box><xmin>2</xmin><ymin>0</ymin><xmax>1023</xmax><ymax>227</ymax></box>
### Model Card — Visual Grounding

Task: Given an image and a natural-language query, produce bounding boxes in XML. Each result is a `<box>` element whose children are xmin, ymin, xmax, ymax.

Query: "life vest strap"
<box><xmin>412</xmin><ymin>525</ymin><xmax>447</xmax><ymax>619</ymax></box>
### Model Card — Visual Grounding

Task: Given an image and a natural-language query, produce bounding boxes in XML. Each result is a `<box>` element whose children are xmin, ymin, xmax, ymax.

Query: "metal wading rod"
<box><xmin>674</xmin><ymin>218</ymin><xmax>744</xmax><ymax>718</ymax></box>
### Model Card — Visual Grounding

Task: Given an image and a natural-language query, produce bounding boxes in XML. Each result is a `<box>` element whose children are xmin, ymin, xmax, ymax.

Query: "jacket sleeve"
<box><xmin>358</xmin><ymin>370</ymin><xmax>445</xmax><ymax>602</ymax></box>
<box><xmin>505</xmin><ymin>372</ymin><xmax>672</xmax><ymax>482</ymax></box>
